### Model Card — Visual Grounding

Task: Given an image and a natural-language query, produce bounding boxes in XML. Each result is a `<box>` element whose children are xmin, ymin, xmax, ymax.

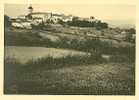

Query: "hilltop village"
<box><xmin>11</xmin><ymin>6</ymin><xmax>97</xmax><ymax>29</ymax></box>
<box><xmin>5</xmin><ymin>5</ymin><xmax>135</xmax><ymax>43</ymax></box>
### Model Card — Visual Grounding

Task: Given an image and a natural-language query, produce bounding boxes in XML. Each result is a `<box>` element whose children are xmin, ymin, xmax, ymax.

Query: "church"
<box><xmin>11</xmin><ymin>5</ymin><xmax>73</xmax><ymax>29</ymax></box>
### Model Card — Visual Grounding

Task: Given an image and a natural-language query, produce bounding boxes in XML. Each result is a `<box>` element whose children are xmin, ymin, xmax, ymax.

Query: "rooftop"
<box><xmin>28</xmin><ymin>6</ymin><xmax>33</xmax><ymax>9</ymax></box>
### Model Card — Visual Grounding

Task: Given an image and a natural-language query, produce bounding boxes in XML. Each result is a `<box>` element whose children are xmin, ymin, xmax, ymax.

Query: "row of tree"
<box><xmin>58</xmin><ymin>16</ymin><xmax>108</xmax><ymax>29</ymax></box>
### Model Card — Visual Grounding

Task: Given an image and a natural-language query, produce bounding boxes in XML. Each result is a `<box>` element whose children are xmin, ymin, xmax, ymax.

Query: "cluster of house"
<box><xmin>11</xmin><ymin>6</ymin><xmax>73</xmax><ymax>29</ymax></box>
<box><xmin>11</xmin><ymin>6</ymin><xmax>98</xmax><ymax>29</ymax></box>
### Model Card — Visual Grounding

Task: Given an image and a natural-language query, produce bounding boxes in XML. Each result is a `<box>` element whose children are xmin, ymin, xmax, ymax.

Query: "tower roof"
<box><xmin>28</xmin><ymin>6</ymin><xmax>33</xmax><ymax>9</ymax></box>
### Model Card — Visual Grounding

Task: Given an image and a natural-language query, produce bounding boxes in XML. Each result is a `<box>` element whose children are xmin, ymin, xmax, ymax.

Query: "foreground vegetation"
<box><xmin>4</xmin><ymin>54</ymin><xmax>135</xmax><ymax>95</ymax></box>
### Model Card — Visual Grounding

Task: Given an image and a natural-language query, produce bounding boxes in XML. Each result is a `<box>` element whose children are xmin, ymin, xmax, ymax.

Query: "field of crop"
<box><xmin>5</xmin><ymin>46</ymin><xmax>89</xmax><ymax>63</ymax></box>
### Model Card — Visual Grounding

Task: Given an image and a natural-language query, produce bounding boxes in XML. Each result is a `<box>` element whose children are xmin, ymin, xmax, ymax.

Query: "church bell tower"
<box><xmin>28</xmin><ymin>5</ymin><xmax>33</xmax><ymax>14</ymax></box>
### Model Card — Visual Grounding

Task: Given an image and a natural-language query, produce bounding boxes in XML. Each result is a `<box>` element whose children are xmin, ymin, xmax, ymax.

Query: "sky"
<box><xmin>4</xmin><ymin>4</ymin><xmax>136</xmax><ymax>28</ymax></box>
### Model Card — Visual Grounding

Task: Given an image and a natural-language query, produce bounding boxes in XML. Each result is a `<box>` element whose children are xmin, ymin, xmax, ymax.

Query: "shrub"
<box><xmin>4</xmin><ymin>15</ymin><xmax>11</xmax><ymax>28</ymax></box>
<box><xmin>66</xmin><ymin>19</ymin><xmax>108</xmax><ymax>29</ymax></box>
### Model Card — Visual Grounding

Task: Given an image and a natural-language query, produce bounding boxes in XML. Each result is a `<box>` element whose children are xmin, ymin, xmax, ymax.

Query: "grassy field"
<box><xmin>4</xmin><ymin>46</ymin><xmax>135</xmax><ymax>95</ymax></box>
<box><xmin>4</xmin><ymin>58</ymin><xmax>135</xmax><ymax>95</ymax></box>
<box><xmin>5</xmin><ymin>27</ymin><xmax>134</xmax><ymax>48</ymax></box>
<box><xmin>4</xmin><ymin>27</ymin><xmax>135</xmax><ymax>95</ymax></box>
<box><xmin>5</xmin><ymin>46</ymin><xmax>90</xmax><ymax>63</ymax></box>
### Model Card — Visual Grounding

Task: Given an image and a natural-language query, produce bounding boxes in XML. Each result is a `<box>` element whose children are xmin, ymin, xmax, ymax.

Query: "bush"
<box><xmin>25</xmin><ymin>55</ymin><xmax>95</xmax><ymax>70</ymax></box>
<box><xmin>66</xmin><ymin>18</ymin><xmax>108</xmax><ymax>29</ymax></box>
<box><xmin>4</xmin><ymin>15</ymin><xmax>11</xmax><ymax>27</ymax></box>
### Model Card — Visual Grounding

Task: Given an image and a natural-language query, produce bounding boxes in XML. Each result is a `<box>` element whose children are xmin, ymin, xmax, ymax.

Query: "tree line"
<box><xmin>58</xmin><ymin>16</ymin><xmax>108</xmax><ymax>29</ymax></box>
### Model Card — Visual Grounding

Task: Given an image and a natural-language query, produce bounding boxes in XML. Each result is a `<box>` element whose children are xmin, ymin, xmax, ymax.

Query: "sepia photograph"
<box><xmin>4</xmin><ymin>4</ymin><xmax>135</xmax><ymax>95</ymax></box>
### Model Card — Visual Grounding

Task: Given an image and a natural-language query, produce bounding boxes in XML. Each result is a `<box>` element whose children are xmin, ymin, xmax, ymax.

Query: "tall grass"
<box><xmin>6</xmin><ymin>54</ymin><xmax>102</xmax><ymax>70</ymax></box>
<box><xmin>5</xmin><ymin>51</ymin><xmax>133</xmax><ymax>72</ymax></box>
<box><xmin>4</xmin><ymin>55</ymin><xmax>135</xmax><ymax>94</ymax></box>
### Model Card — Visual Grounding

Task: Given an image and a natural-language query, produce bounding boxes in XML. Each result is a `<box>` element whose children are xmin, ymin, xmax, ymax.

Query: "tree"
<box><xmin>66</xmin><ymin>16</ymin><xmax>108</xmax><ymax>29</ymax></box>
<box><xmin>72</xmin><ymin>16</ymin><xmax>79</xmax><ymax>21</ymax></box>
<box><xmin>128</xmin><ymin>28</ymin><xmax>136</xmax><ymax>34</ymax></box>
<box><xmin>90</xmin><ymin>16</ymin><xmax>95</xmax><ymax>19</ymax></box>
<box><xmin>101</xmin><ymin>22</ymin><xmax>108</xmax><ymax>29</ymax></box>
<box><xmin>125</xmin><ymin>28</ymin><xmax>136</xmax><ymax>42</ymax></box>
<box><xmin>57</xmin><ymin>19</ymin><xmax>64</xmax><ymax>24</ymax></box>
<box><xmin>46</xmin><ymin>19</ymin><xmax>54</xmax><ymax>24</ymax></box>
<box><xmin>125</xmin><ymin>32</ymin><xmax>132</xmax><ymax>42</ymax></box>
<box><xmin>4</xmin><ymin>15</ymin><xmax>11</xmax><ymax>27</ymax></box>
